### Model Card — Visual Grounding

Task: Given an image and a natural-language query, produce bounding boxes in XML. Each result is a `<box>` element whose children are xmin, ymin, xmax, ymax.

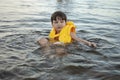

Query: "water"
<box><xmin>0</xmin><ymin>0</ymin><xmax>120</xmax><ymax>80</ymax></box>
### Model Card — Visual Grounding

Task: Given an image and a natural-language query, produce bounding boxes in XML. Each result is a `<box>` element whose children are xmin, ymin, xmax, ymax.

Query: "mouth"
<box><xmin>57</xmin><ymin>26</ymin><xmax>62</xmax><ymax>29</ymax></box>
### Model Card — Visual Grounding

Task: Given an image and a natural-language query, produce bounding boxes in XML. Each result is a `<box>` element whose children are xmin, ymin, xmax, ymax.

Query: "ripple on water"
<box><xmin>0</xmin><ymin>29</ymin><xmax>120</xmax><ymax>80</ymax></box>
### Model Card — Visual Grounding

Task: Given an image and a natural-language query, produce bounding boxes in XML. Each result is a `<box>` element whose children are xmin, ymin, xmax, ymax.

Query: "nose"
<box><xmin>57</xmin><ymin>22</ymin><xmax>62</xmax><ymax>27</ymax></box>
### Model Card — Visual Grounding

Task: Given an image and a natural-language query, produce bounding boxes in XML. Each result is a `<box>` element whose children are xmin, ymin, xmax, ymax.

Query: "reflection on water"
<box><xmin>0</xmin><ymin>0</ymin><xmax>120</xmax><ymax>80</ymax></box>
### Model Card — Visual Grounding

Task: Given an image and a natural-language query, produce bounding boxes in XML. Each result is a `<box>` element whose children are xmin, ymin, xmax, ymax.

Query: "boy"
<box><xmin>38</xmin><ymin>11</ymin><xmax>96</xmax><ymax>48</ymax></box>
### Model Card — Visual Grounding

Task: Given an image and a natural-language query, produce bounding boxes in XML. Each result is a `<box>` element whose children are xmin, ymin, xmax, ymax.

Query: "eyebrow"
<box><xmin>53</xmin><ymin>19</ymin><xmax>65</xmax><ymax>21</ymax></box>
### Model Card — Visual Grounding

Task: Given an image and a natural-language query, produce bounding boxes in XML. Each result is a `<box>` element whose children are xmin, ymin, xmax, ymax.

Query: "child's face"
<box><xmin>52</xmin><ymin>17</ymin><xmax>66</xmax><ymax>33</ymax></box>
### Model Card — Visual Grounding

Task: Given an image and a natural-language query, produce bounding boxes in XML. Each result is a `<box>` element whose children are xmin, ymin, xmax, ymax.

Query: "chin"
<box><xmin>59</xmin><ymin>29</ymin><xmax>62</xmax><ymax>31</ymax></box>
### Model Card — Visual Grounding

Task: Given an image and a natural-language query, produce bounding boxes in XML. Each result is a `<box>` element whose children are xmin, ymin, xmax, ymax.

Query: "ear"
<box><xmin>51</xmin><ymin>22</ymin><xmax>53</xmax><ymax>26</ymax></box>
<box><xmin>51</xmin><ymin>21</ymin><xmax>53</xmax><ymax>24</ymax></box>
<box><xmin>65</xmin><ymin>20</ymin><xmax>67</xmax><ymax>24</ymax></box>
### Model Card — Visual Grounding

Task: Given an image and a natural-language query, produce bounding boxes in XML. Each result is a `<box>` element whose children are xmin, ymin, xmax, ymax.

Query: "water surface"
<box><xmin>0</xmin><ymin>0</ymin><xmax>120</xmax><ymax>80</ymax></box>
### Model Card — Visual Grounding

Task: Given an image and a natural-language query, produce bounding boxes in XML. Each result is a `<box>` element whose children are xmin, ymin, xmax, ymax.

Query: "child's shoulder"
<box><xmin>66</xmin><ymin>21</ymin><xmax>74</xmax><ymax>25</ymax></box>
<box><xmin>66</xmin><ymin>21</ymin><xmax>76</xmax><ymax>28</ymax></box>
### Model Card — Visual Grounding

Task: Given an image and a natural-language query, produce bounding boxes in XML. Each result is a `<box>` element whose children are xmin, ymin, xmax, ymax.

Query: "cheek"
<box><xmin>62</xmin><ymin>23</ymin><xmax>66</xmax><ymax>27</ymax></box>
<box><xmin>52</xmin><ymin>23</ymin><xmax>57</xmax><ymax>27</ymax></box>
<box><xmin>52</xmin><ymin>25</ymin><xmax>57</xmax><ymax>29</ymax></box>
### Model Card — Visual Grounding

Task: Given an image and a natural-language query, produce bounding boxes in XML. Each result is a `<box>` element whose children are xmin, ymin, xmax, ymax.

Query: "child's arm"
<box><xmin>70</xmin><ymin>32</ymin><xmax>96</xmax><ymax>47</ymax></box>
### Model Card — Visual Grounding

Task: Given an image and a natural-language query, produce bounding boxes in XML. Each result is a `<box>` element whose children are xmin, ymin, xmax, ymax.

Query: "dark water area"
<box><xmin>0</xmin><ymin>0</ymin><xmax>120</xmax><ymax>80</ymax></box>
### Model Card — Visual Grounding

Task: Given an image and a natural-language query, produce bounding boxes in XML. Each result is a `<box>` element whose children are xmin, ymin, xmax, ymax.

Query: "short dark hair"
<box><xmin>51</xmin><ymin>11</ymin><xmax>67</xmax><ymax>23</ymax></box>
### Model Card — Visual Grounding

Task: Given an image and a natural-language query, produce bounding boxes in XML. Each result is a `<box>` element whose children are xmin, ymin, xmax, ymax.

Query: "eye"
<box><xmin>53</xmin><ymin>21</ymin><xmax>58</xmax><ymax>24</ymax></box>
<box><xmin>61</xmin><ymin>21</ymin><xmax>63</xmax><ymax>23</ymax></box>
<box><xmin>61</xmin><ymin>20</ymin><xmax>65</xmax><ymax>23</ymax></box>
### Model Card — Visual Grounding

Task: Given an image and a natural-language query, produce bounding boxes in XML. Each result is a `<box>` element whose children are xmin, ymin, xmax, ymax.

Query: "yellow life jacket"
<box><xmin>49</xmin><ymin>21</ymin><xmax>76</xmax><ymax>43</ymax></box>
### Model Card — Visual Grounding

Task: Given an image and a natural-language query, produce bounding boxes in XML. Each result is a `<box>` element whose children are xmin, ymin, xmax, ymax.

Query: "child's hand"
<box><xmin>88</xmin><ymin>42</ymin><xmax>97</xmax><ymax>48</ymax></box>
<box><xmin>53</xmin><ymin>42</ymin><xmax>65</xmax><ymax>46</ymax></box>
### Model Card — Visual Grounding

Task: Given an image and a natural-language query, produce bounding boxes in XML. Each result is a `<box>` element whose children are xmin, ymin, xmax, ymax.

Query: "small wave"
<box><xmin>0</xmin><ymin>70</ymin><xmax>20</xmax><ymax>80</ymax></box>
<box><xmin>0</xmin><ymin>18</ymin><xmax>50</xmax><ymax>23</ymax></box>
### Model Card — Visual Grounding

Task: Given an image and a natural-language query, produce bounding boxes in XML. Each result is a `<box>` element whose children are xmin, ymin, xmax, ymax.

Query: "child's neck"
<box><xmin>56</xmin><ymin>30</ymin><xmax>60</xmax><ymax>34</ymax></box>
